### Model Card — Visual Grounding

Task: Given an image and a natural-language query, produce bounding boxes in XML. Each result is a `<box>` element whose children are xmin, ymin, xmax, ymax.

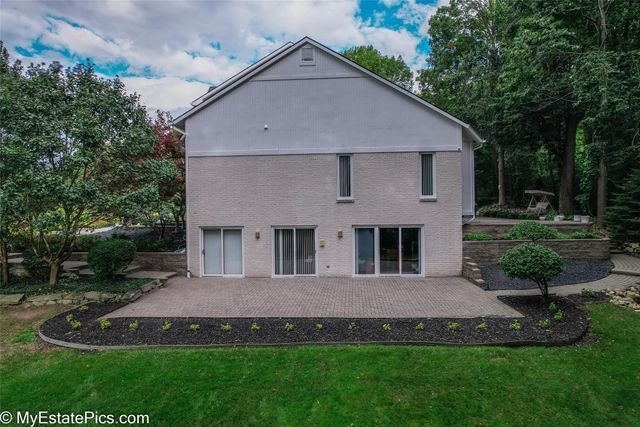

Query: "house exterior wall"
<box><xmin>186</xmin><ymin>151</ymin><xmax>463</xmax><ymax>277</ymax></box>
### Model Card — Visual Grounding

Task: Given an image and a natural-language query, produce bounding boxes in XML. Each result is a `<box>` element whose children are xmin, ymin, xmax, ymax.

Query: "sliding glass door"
<box><xmin>202</xmin><ymin>228</ymin><xmax>243</xmax><ymax>276</ymax></box>
<box><xmin>274</xmin><ymin>228</ymin><xmax>316</xmax><ymax>276</ymax></box>
<box><xmin>354</xmin><ymin>226</ymin><xmax>422</xmax><ymax>275</ymax></box>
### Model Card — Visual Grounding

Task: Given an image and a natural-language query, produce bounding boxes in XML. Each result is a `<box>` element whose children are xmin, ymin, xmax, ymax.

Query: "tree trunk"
<box><xmin>49</xmin><ymin>262</ymin><xmax>60</xmax><ymax>286</ymax></box>
<box><xmin>596</xmin><ymin>154</ymin><xmax>607</xmax><ymax>228</ymax></box>
<box><xmin>559</xmin><ymin>113</ymin><xmax>578</xmax><ymax>216</ymax></box>
<box><xmin>497</xmin><ymin>145</ymin><xmax>506</xmax><ymax>206</ymax></box>
<box><xmin>0</xmin><ymin>240</ymin><xmax>9</xmax><ymax>286</ymax></box>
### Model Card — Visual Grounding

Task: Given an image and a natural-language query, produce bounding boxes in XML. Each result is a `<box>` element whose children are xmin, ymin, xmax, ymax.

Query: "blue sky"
<box><xmin>1</xmin><ymin>0</ymin><xmax>448</xmax><ymax>115</ymax></box>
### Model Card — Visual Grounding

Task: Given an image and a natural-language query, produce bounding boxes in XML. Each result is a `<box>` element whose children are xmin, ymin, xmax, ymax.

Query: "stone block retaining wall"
<box><xmin>463</xmin><ymin>239</ymin><xmax>610</xmax><ymax>267</ymax></box>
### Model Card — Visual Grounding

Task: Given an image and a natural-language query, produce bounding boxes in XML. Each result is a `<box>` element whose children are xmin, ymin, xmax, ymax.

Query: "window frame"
<box><xmin>419</xmin><ymin>152</ymin><xmax>437</xmax><ymax>200</ymax></box>
<box><xmin>271</xmin><ymin>226</ymin><xmax>318</xmax><ymax>277</ymax></box>
<box><xmin>352</xmin><ymin>225</ymin><xmax>424</xmax><ymax>277</ymax></box>
<box><xmin>336</xmin><ymin>154</ymin><xmax>354</xmax><ymax>201</ymax></box>
<box><xmin>200</xmin><ymin>227</ymin><xmax>244</xmax><ymax>278</ymax></box>
<box><xmin>300</xmin><ymin>46</ymin><xmax>315</xmax><ymax>66</ymax></box>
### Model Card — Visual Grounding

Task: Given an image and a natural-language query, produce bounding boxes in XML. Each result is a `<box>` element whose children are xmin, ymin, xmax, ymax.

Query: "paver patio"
<box><xmin>106</xmin><ymin>276</ymin><xmax>522</xmax><ymax>319</ymax></box>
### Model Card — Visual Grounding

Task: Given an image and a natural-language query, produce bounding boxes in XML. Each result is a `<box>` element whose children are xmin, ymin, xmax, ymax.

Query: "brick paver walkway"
<box><xmin>611</xmin><ymin>254</ymin><xmax>640</xmax><ymax>276</ymax></box>
<box><xmin>106</xmin><ymin>276</ymin><xmax>522</xmax><ymax>319</ymax></box>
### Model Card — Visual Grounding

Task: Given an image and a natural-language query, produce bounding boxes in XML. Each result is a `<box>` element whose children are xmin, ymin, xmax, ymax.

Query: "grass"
<box><xmin>0</xmin><ymin>277</ymin><xmax>149</xmax><ymax>296</ymax></box>
<box><xmin>1</xmin><ymin>303</ymin><xmax>638</xmax><ymax>426</ymax></box>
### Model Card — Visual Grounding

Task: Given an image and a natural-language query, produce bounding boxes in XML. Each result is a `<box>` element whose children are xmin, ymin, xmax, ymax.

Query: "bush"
<box><xmin>22</xmin><ymin>247</ymin><xmax>50</xmax><ymax>281</ymax></box>
<box><xmin>500</xmin><ymin>243</ymin><xmax>564</xmax><ymax>302</ymax></box>
<box><xmin>504</xmin><ymin>221</ymin><xmax>563</xmax><ymax>241</ymax></box>
<box><xmin>477</xmin><ymin>204</ymin><xmax>538</xmax><ymax>220</ymax></box>
<box><xmin>463</xmin><ymin>232</ymin><xmax>493</xmax><ymax>241</ymax></box>
<box><xmin>606</xmin><ymin>168</ymin><xmax>640</xmax><ymax>246</ymax></box>
<box><xmin>74</xmin><ymin>235</ymin><xmax>102</xmax><ymax>252</ymax></box>
<box><xmin>133</xmin><ymin>238</ymin><xmax>168</xmax><ymax>252</ymax></box>
<box><xmin>87</xmin><ymin>238</ymin><xmax>136</xmax><ymax>280</ymax></box>
<box><xmin>567</xmin><ymin>231</ymin><xmax>602</xmax><ymax>239</ymax></box>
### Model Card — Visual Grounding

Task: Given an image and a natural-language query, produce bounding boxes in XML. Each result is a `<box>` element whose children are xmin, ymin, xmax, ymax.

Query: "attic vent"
<box><xmin>301</xmin><ymin>47</ymin><xmax>315</xmax><ymax>65</ymax></box>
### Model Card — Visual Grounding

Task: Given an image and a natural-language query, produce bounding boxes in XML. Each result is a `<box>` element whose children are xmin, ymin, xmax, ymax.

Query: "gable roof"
<box><xmin>173</xmin><ymin>37</ymin><xmax>483</xmax><ymax>143</ymax></box>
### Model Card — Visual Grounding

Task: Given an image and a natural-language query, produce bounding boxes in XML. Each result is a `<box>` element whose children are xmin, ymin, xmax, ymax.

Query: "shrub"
<box><xmin>567</xmin><ymin>231</ymin><xmax>602</xmax><ymax>239</ymax></box>
<box><xmin>554</xmin><ymin>310</ymin><xmax>564</xmax><ymax>321</ymax></box>
<box><xmin>463</xmin><ymin>232</ymin><xmax>492</xmax><ymax>241</ymax></box>
<box><xmin>87</xmin><ymin>238</ymin><xmax>136</xmax><ymax>280</ymax></box>
<box><xmin>505</xmin><ymin>221</ymin><xmax>562</xmax><ymax>241</ymax></box>
<box><xmin>129</xmin><ymin>320</ymin><xmax>139</xmax><ymax>331</ymax></box>
<box><xmin>22</xmin><ymin>247</ymin><xmax>51</xmax><ymax>281</ymax></box>
<box><xmin>477</xmin><ymin>204</ymin><xmax>538</xmax><ymax>220</ymax></box>
<box><xmin>69</xmin><ymin>320</ymin><xmax>81</xmax><ymax>330</ymax></box>
<box><xmin>348</xmin><ymin>322</ymin><xmax>357</xmax><ymax>331</ymax></box>
<box><xmin>66</xmin><ymin>313</ymin><xmax>74</xmax><ymax>322</ymax></box>
<box><xmin>415</xmin><ymin>322</ymin><xmax>425</xmax><ymax>331</ymax></box>
<box><xmin>510</xmin><ymin>320</ymin><xmax>522</xmax><ymax>331</ymax></box>
<box><xmin>548</xmin><ymin>302</ymin><xmax>558</xmax><ymax>313</ymax></box>
<box><xmin>475</xmin><ymin>322</ymin><xmax>488</xmax><ymax>331</ymax></box>
<box><xmin>134</xmin><ymin>238</ymin><xmax>168</xmax><ymax>252</ymax></box>
<box><xmin>78</xmin><ymin>305</ymin><xmax>89</xmax><ymax>313</ymax></box>
<box><xmin>606</xmin><ymin>168</ymin><xmax>640</xmax><ymax>246</ymax></box>
<box><xmin>74</xmin><ymin>235</ymin><xmax>102</xmax><ymax>252</ymax></box>
<box><xmin>250</xmin><ymin>322</ymin><xmax>260</xmax><ymax>332</ymax></box>
<box><xmin>99</xmin><ymin>319</ymin><xmax>112</xmax><ymax>330</ymax></box>
<box><xmin>190</xmin><ymin>323</ymin><xmax>200</xmax><ymax>331</ymax></box>
<box><xmin>581</xmin><ymin>288</ymin><xmax>596</xmax><ymax>298</ymax></box>
<box><xmin>315</xmin><ymin>323</ymin><xmax>323</xmax><ymax>331</ymax></box>
<box><xmin>500</xmin><ymin>243</ymin><xmax>563</xmax><ymax>302</ymax></box>
<box><xmin>162</xmin><ymin>321</ymin><xmax>172</xmax><ymax>331</ymax></box>
<box><xmin>382</xmin><ymin>323</ymin><xmax>392</xmax><ymax>331</ymax></box>
<box><xmin>447</xmin><ymin>322</ymin><xmax>461</xmax><ymax>331</ymax></box>
<box><xmin>538</xmin><ymin>319</ymin><xmax>551</xmax><ymax>330</ymax></box>
<box><xmin>284</xmin><ymin>322</ymin><xmax>294</xmax><ymax>332</ymax></box>
<box><xmin>221</xmin><ymin>323</ymin><xmax>232</xmax><ymax>332</ymax></box>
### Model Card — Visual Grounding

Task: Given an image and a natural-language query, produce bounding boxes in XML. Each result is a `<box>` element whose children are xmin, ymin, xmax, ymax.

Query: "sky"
<box><xmin>0</xmin><ymin>0</ymin><xmax>448</xmax><ymax>116</ymax></box>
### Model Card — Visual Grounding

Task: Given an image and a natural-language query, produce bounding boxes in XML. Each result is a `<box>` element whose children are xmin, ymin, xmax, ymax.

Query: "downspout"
<box><xmin>463</xmin><ymin>141</ymin><xmax>484</xmax><ymax>225</ymax></box>
<box><xmin>173</xmin><ymin>127</ymin><xmax>190</xmax><ymax>278</ymax></box>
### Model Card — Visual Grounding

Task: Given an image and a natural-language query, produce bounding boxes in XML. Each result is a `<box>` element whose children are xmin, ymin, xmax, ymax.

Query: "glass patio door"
<box><xmin>355</xmin><ymin>227</ymin><xmax>421</xmax><ymax>275</ymax></box>
<box><xmin>274</xmin><ymin>228</ymin><xmax>316</xmax><ymax>276</ymax></box>
<box><xmin>202</xmin><ymin>228</ymin><xmax>243</xmax><ymax>276</ymax></box>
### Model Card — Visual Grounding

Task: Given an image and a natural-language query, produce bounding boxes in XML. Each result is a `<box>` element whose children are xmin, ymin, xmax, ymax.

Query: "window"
<box><xmin>337</xmin><ymin>154</ymin><xmax>352</xmax><ymax>199</ymax></box>
<box><xmin>202</xmin><ymin>228</ymin><xmax>243</xmax><ymax>276</ymax></box>
<box><xmin>354</xmin><ymin>226</ymin><xmax>422</xmax><ymax>276</ymax></box>
<box><xmin>301</xmin><ymin>47</ymin><xmax>315</xmax><ymax>65</ymax></box>
<box><xmin>274</xmin><ymin>228</ymin><xmax>316</xmax><ymax>276</ymax></box>
<box><xmin>421</xmin><ymin>153</ymin><xmax>435</xmax><ymax>198</ymax></box>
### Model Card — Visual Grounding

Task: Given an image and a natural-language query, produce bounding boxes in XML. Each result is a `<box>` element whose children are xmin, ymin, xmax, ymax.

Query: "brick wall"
<box><xmin>463</xmin><ymin>239</ymin><xmax>610</xmax><ymax>266</ymax></box>
<box><xmin>187</xmin><ymin>152</ymin><xmax>463</xmax><ymax>277</ymax></box>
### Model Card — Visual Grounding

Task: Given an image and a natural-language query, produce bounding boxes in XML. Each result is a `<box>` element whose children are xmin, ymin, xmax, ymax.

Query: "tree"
<box><xmin>0</xmin><ymin>51</ymin><xmax>178</xmax><ymax>285</ymax></box>
<box><xmin>606</xmin><ymin>168</ymin><xmax>640</xmax><ymax>246</ymax></box>
<box><xmin>342</xmin><ymin>45</ymin><xmax>413</xmax><ymax>90</ymax></box>
<box><xmin>500</xmin><ymin>243</ymin><xmax>564</xmax><ymax>302</ymax></box>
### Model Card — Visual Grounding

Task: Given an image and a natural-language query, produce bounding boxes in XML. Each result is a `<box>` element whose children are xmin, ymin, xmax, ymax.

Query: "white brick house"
<box><xmin>174</xmin><ymin>37</ymin><xmax>482</xmax><ymax>278</ymax></box>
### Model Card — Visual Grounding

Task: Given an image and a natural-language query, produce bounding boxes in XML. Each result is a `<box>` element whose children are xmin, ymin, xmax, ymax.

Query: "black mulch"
<box><xmin>39</xmin><ymin>296</ymin><xmax>593</xmax><ymax>348</ymax></box>
<box><xmin>481</xmin><ymin>261</ymin><xmax>611</xmax><ymax>291</ymax></box>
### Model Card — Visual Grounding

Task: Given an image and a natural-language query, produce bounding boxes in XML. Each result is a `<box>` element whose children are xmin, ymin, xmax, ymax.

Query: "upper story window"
<box><xmin>420</xmin><ymin>153</ymin><xmax>436</xmax><ymax>199</ymax></box>
<box><xmin>337</xmin><ymin>154</ymin><xmax>353</xmax><ymax>200</ymax></box>
<box><xmin>301</xmin><ymin>47</ymin><xmax>315</xmax><ymax>65</ymax></box>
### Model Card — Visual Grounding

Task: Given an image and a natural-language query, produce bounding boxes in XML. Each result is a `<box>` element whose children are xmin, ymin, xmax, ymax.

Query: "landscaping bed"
<box><xmin>481</xmin><ymin>261</ymin><xmax>611</xmax><ymax>291</ymax></box>
<box><xmin>0</xmin><ymin>277</ymin><xmax>150</xmax><ymax>296</ymax></box>
<box><xmin>39</xmin><ymin>296</ymin><xmax>591</xmax><ymax>348</ymax></box>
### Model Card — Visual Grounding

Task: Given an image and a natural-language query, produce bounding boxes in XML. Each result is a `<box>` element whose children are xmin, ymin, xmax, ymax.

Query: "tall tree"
<box><xmin>342</xmin><ymin>45</ymin><xmax>413</xmax><ymax>90</ymax></box>
<box><xmin>0</xmin><ymin>52</ymin><xmax>178</xmax><ymax>285</ymax></box>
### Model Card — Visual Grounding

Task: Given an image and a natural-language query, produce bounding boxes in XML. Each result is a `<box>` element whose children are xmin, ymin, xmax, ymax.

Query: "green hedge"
<box><xmin>502</xmin><ymin>221</ymin><xmax>563</xmax><ymax>241</ymax></box>
<box><xmin>477</xmin><ymin>204</ymin><xmax>539</xmax><ymax>220</ymax></box>
<box><xmin>87</xmin><ymin>239</ymin><xmax>136</xmax><ymax>280</ymax></box>
<box><xmin>463</xmin><ymin>232</ymin><xmax>493</xmax><ymax>241</ymax></box>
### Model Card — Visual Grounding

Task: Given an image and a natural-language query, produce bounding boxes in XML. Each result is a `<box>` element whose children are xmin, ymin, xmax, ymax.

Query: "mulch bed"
<box><xmin>481</xmin><ymin>261</ymin><xmax>611</xmax><ymax>290</ymax></box>
<box><xmin>39</xmin><ymin>295</ymin><xmax>595</xmax><ymax>348</ymax></box>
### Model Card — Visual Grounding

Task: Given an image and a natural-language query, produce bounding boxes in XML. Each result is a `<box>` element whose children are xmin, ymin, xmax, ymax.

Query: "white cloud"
<box><xmin>120</xmin><ymin>76</ymin><xmax>210</xmax><ymax>116</ymax></box>
<box><xmin>396</xmin><ymin>0</ymin><xmax>450</xmax><ymax>36</ymax></box>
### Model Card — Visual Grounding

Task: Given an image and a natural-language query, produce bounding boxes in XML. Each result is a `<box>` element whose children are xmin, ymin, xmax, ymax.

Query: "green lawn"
<box><xmin>1</xmin><ymin>303</ymin><xmax>638</xmax><ymax>426</ymax></box>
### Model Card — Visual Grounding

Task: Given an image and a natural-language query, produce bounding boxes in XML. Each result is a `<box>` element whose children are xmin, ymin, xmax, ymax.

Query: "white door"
<box><xmin>203</xmin><ymin>228</ymin><xmax>243</xmax><ymax>276</ymax></box>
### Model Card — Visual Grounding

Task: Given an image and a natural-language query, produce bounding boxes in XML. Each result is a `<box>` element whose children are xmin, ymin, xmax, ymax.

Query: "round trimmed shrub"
<box><xmin>22</xmin><ymin>247</ymin><xmax>50</xmax><ymax>281</ymax></box>
<box><xmin>505</xmin><ymin>221</ymin><xmax>562</xmax><ymax>241</ymax></box>
<box><xmin>500</xmin><ymin>243</ymin><xmax>564</xmax><ymax>301</ymax></box>
<box><xmin>87</xmin><ymin>238</ymin><xmax>136</xmax><ymax>280</ymax></box>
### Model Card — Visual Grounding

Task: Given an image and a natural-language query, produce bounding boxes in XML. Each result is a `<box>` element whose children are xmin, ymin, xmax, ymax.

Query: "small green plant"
<box><xmin>69</xmin><ymin>320</ymin><xmax>81</xmax><ymax>330</ymax></box>
<box><xmin>190</xmin><ymin>323</ymin><xmax>201</xmax><ymax>331</ymax></box>
<box><xmin>448</xmin><ymin>322</ymin><xmax>461</xmax><ymax>331</ymax></box>
<box><xmin>250</xmin><ymin>322</ymin><xmax>260</xmax><ymax>332</ymax></box>
<box><xmin>382</xmin><ymin>323</ymin><xmax>392</xmax><ymax>331</ymax></box>
<box><xmin>567</xmin><ymin>231</ymin><xmax>602</xmax><ymax>239</ymax></box>
<box><xmin>284</xmin><ymin>322</ymin><xmax>294</xmax><ymax>332</ymax></box>
<box><xmin>315</xmin><ymin>323</ymin><xmax>324</xmax><ymax>331</ymax></box>
<box><xmin>348</xmin><ymin>322</ymin><xmax>357</xmax><ymax>331</ymax></box>
<box><xmin>554</xmin><ymin>310</ymin><xmax>564</xmax><ymax>321</ymax></box>
<box><xmin>538</xmin><ymin>319</ymin><xmax>551</xmax><ymax>330</ymax></box>
<box><xmin>510</xmin><ymin>320</ymin><xmax>522</xmax><ymax>331</ymax></box>
<box><xmin>66</xmin><ymin>313</ymin><xmax>74</xmax><ymax>322</ymax></box>
<box><xmin>162</xmin><ymin>321</ymin><xmax>172</xmax><ymax>331</ymax></box>
<box><xmin>128</xmin><ymin>320</ymin><xmax>139</xmax><ymax>331</ymax></box>
<box><xmin>221</xmin><ymin>323</ymin><xmax>232</xmax><ymax>332</ymax></box>
<box><xmin>463</xmin><ymin>232</ymin><xmax>493</xmax><ymax>241</ymax></box>
<box><xmin>475</xmin><ymin>322</ymin><xmax>488</xmax><ymax>331</ymax></box>
<box><xmin>78</xmin><ymin>305</ymin><xmax>89</xmax><ymax>313</ymax></box>
<box><xmin>581</xmin><ymin>288</ymin><xmax>595</xmax><ymax>297</ymax></box>
<box><xmin>99</xmin><ymin>319</ymin><xmax>112</xmax><ymax>330</ymax></box>
<box><xmin>548</xmin><ymin>302</ymin><xmax>558</xmax><ymax>313</ymax></box>
<box><xmin>415</xmin><ymin>322</ymin><xmax>425</xmax><ymax>331</ymax></box>
<box><xmin>506</xmin><ymin>221</ymin><xmax>563</xmax><ymax>241</ymax></box>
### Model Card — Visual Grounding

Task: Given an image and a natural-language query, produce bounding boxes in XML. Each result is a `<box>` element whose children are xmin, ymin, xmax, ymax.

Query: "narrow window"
<box><xmin>337</xmin><ymin>155</ymin><xmax>352</xmax><ymax>199</ymax></box>
<box><xmin>421</xmin><ymin>153</ymin><xmax>435</xmax><ymax>198</ymax></box>
<box><xmin>301</xmin><ymin>47</ymin><xmax>315</xmax><ymax>64</ymax></box>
